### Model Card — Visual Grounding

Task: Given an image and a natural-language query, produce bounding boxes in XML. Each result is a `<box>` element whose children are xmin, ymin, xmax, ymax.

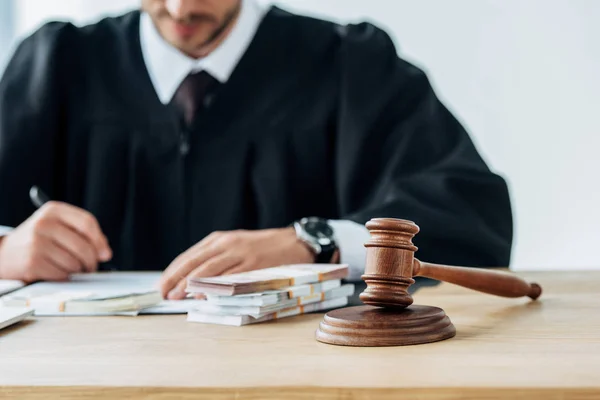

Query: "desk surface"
<box><xmin>1</xmin><ymin>271</ymin><xmax>599</xmax><ymax>400</ymax></box>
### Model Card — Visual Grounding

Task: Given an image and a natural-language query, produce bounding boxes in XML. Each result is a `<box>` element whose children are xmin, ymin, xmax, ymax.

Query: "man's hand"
<box><xmin>0</xmin><ymin>202</ymin><xmax>112</xmax><ymax>283</ymax></box>
<box><xmin>159</xmin><ymin>228</ymin><xmax>315</xmax><ymax>300</ymax></box>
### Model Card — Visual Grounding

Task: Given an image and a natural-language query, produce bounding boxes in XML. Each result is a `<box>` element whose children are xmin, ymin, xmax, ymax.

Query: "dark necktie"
<box><xmin>171</xmin><ymin>70</ymin><xmax>217</xmax><ymax>128</ymax></box>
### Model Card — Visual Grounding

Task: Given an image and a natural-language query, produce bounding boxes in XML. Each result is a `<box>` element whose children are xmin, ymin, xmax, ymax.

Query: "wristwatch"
<box><xmin>293</xmin><ymin>217</ymin><xmax>338</xmax><ymax>263</ymax></box>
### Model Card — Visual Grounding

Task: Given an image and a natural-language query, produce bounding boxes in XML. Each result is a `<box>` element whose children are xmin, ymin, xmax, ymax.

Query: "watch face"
<box><xmin>304</xmin><ymin>218</ymin><xmax>334</xmax><ymax>242</ymax></box>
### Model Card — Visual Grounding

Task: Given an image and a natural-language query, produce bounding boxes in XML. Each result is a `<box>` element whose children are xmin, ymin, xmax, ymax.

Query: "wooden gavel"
<box><xmin>359</xmin><ymin>218</ymin><xmax>542</xmax><ymax>308</ymax></box>
<box><xmin>316</xmin><ymin>218</ymin><xmax>542</xmax><ymax>347</ymax></box>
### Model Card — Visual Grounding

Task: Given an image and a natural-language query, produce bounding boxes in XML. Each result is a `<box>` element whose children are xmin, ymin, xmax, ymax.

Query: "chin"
<box><xmin>170</xmin><ymin>40</ymin><xmax>211</xmax><ymax>58</ymax></box>
<box><xmin>163</xmin><ymin>30</ymin><xmax>198</xmax><ymax>46</ymax></box>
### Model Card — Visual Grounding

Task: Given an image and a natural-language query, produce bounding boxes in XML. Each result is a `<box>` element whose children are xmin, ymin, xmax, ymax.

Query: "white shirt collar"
<box><xmin>140</xmin><ymin>0</ymin><xmax>267</xmax><ymax>104</ymax></box>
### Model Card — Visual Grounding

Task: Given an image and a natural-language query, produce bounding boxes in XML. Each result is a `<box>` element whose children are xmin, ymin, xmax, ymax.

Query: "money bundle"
<box><xmin>187</xmin><ymin>264</ymin><xmax>354</xmax><ymax>326</ymax></box>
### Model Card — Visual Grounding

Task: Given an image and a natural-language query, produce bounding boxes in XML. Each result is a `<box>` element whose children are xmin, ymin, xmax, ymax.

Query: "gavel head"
<box><xmin>359</xmin><ymin>218</ymin><xmax>420</xmax><ymax>309</ymax></box>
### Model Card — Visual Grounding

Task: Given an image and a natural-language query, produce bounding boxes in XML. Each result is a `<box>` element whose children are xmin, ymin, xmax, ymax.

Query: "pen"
<box><xmin>29</xmin><ymin>186</ymin><xmax>51</xmax><ymax>208</ymax></box>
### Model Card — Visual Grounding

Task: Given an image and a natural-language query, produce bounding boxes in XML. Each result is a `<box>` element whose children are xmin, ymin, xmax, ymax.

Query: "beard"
<box><xmin>199</xmin><ymin>4</ymin><xmax>241</xmax><ymax>48</ymax></box>
<box><xmin>152</xmin><ymin>2</ymin><xmax>242</xmax><ymax>50</ymax></box>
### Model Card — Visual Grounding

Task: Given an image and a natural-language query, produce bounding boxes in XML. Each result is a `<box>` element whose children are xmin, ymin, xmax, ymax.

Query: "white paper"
<box><xmin>8</xmin><ymin>272</ymin><xmax>163</xmax><ymax>298</ymax></box>
<box><xmin>0</xmin><ymin>307</ymin><xmax>34</xmax><ymax>330</ymax></box>
<box><xmin>0</xmin><ymin>280</ymin><xmax>25</xmax><ymax>296</ymax></box>
<box><xmin>141</xmin><ymin>300</ymin><xmax>207</xmax><ymax>314</ymax></box>
<box><xmin>0</xmin><ymin>272</ymin><xmax>196</xmax><ymax>316</ymax></box>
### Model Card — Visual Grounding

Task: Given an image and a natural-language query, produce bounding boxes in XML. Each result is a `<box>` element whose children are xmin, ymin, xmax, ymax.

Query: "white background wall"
<box><xmin>7</xmin><ymin>0</ymin><xmax>600</xmax><ymax>271</ymax></box>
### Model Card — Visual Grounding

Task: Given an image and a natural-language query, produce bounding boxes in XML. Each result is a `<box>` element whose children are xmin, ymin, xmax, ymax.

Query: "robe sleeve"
<box><xmin>334</xmin><ymin>23</ymin><xmax>513</xmax><ymax>268</ymax></box>
<box><xmin>0</xmin><ymin>22</ymin><xmax>72</xmax><ymax>228</ymax></box>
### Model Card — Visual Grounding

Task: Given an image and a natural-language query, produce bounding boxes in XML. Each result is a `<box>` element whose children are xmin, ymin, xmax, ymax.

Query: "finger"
<box><xmin>35</xmin><ymin>256</ymin><xmax>71</xmax><ymax>282</ymax></box>
<box><xmin>39</xmin><ymin>202</ymin><xmax>112</xmax><ymax>261</ymax></box>
<box><xmin>167</xmin><ymin>278</ymin><xmax>191</xmax><ymax>300</ymax></box>
<box><xmin>190</xmin><ymin>231</ymin><xmax>226</xmax><ymax>250</ymax></box>
<box><xmin>38</xmin><ymin>235</ymin><xmax>85</xmax><ymax>274</ymax></box>
<box><xmin>160</xmin><ymin>244</ymin><xmax>226</xmax><ymax>298</ymax></box>
<box><xmin>222</xmin><ymin>261</ymin><xmax>257</xmax><ymax>276</ymax></box>
<box><xmin>190</xmin><ymin>252</ymin><xmax>243</xmax><ymax>279</ymax></box>
<box><xmin>37</xmin><ymin>221</ymin><xmax>98</xmax><ymax>273</ymax></box>
<box><xmin>167</xmin><ymin>253</ymin><xmax>241</xmax><ymax>300</ymax></box>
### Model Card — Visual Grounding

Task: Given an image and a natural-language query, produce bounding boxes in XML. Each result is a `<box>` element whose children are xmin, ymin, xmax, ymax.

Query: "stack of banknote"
<box><xmin>186</xmin><ymin>264</ymin><xmax>354</xmax><ymax>326</ymax></box>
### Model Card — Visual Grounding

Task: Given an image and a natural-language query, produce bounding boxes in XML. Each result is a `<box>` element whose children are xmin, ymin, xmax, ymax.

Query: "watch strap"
<box><xmin>315</xmin><ymin>243</ymin><xmax>337</xmax><ymax>263</ymax></box>
<box><xmin>293</xmin><ymin>219</ymin><xmax>338</xmax><ymax>263</ymax></box>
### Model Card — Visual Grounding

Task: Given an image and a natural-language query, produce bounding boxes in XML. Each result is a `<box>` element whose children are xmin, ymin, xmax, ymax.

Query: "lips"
<box><xmin>172</xmin><ymin>22</ymin><xmax>198</xmax><ymax>38</ymax></box>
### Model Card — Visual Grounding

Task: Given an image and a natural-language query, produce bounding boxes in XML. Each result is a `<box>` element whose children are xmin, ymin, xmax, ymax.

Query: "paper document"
<box><xmin>0</xmin><ymin>272</ymin><xmax>197</xmax><ymax>316</ymax></box>
<box><xmin>0</xmin><ymin>280</ymin><xmax>25</xmax><ymax>296</ymax></box>
<box><xmin>142</xmin><ymin>300</ymin><xmax>207</xmax><ymax>314</ymax></box>
<box><xmin>0</xmin><ymin>307</ymin><xmax>34</xmax><ymax>330</ymax></box>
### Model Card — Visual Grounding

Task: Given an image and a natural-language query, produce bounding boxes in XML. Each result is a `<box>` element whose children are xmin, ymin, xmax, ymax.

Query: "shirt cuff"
<box><xmin>328</xmin><ymin>219</ymin><xmax>371</xmax><ymax>282</ymax></box>
<box><xmin>0</xmin><ymin>226</ymin><xmax>13</xmax><ymax>237</ymax></box>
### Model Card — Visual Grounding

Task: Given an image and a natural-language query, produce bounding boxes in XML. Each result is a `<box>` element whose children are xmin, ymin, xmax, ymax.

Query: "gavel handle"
<box><xmin>413</xmin><ymin>259</ymin><xmax>542</xmax><ymax>300</ymax></box>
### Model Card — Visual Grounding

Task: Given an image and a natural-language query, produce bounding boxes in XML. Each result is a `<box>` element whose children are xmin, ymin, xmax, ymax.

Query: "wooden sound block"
<box><xmin>315</xmin><ymin>305</ymin><xmax>456</xmax><ymax>347</ymax></box>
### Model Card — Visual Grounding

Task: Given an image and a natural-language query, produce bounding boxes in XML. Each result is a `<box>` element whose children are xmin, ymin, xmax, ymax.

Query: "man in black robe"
<box><xmin>0</xmin><ymin>0</ymin><xmax>513</xmax><ymax>299</ymax></box>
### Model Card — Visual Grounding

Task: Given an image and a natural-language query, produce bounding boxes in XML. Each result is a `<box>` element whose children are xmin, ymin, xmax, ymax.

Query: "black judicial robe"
<box><xmin>0</xmin><ymin>7</ymin><xmax>513</xmax><ymax>272</ymax></box>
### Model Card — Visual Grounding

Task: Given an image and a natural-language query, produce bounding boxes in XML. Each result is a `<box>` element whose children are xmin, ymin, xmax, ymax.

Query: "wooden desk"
<box><xmin>1</xmin><ymin>271</ymin><xmax>599</xmax><ymax>399</ymax></box>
